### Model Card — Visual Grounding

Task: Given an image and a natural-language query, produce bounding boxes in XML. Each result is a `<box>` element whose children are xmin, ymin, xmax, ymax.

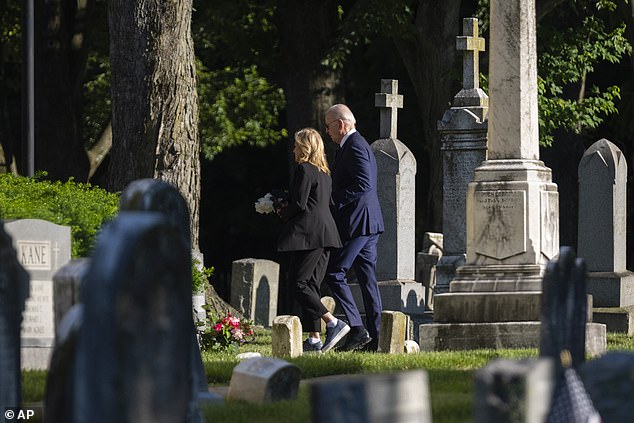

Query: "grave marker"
<box><xmin>74</xmin><ymin>213</ymin><xmax>192</xmax><ymax>423</ymax></box>
<box><xmin>371</xmin><ymin>79</ymin><xmax>426</xmax><ymax>336</ymax></box>
<box><xmin>436</xmin><ymin>17</ymin><xmax>488</xmax><ymax>293</ymax></box>
<box><xmin>378</xmin><ymin>311</ymin><xmax>407</xmax><ymax>354</ymax></box>
<box><xmin>0</xmin><ymin>222</ymin><xmax>29</xmax><ymax>414</ymax></box>
<box><xmin>227</xmin><ymin>357</ymin><xmax>300</xmax><ymax>404</ymax></box>
<box><xmin>311</xmin><ymin>370</ymin><xmax>432</xmax><ymax>423</ymax></box>
<box><xmin>271</xmin><ymin>315</ymin><xmax>302</xmax><ymax>358</ymax></box>
<box><xmin>230</xmin><ymin>258</ymin><xmax>279</xmax><ymax>327</ymax></box>
<box><xmin>6</xmin><ymin>219</ymin><xmax>71</xmax><ymax>370</ymax></box>
<box><xmin>578</xmin><ymin>139</ymin><xmax>634</xmax><ymax>327</ymax></box>
<box><xmin>474</xmin><ymin>358</ymin><xmax>555</xmax><ymax>423</ymax></box>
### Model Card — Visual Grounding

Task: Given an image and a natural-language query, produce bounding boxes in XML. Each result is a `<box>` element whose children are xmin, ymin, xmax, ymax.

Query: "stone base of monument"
<box><xmin>434</xmin><ymin>291</ymin><xmax>542</xmax><ymax>322</ymax></box>
<box><xmin>593</xmin><ymin>306</ymin><xmax>634</xmax><ymax>334</ymax></box>
<box><xmin>418</xmin><ymin>321</ymin><xmax>606</xmax><ymax>356</ymax></box>
<box><xmin>434</xmin><ymin>291</ymin><xmax>593</xmax><ymax>323</ymax></box>
<box><xmin>449</xmin><ymin>264</ymin><xmax>544</xmax><ymax>292</ymax></box>
<box><xmin>434</xmin><ymin>254</ymin><xmax>466</xmax><ymax>295</ymax></box>
<box><xmin>586</xmin><ymin>271</ymin><xmax>634</xmax><ymax>307</ymax></box>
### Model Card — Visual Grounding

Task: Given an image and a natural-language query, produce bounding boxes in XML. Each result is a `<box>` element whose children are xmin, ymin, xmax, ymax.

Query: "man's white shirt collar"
<box><xmin>339</xmin><ymin>128</ymin><xmax>357</xmax><ymax>148</ymax></box>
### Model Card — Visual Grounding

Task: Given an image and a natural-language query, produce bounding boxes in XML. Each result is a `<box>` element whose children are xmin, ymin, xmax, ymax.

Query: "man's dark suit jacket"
<box><xmin>330</xmin><ymin>131</ymin><xmax>384</xmax><ymax>241</ymax></box>
<box><xmin>277</xmin><ymin>162</ymin><xmax>342</xmax><ymax>252</ymax></box>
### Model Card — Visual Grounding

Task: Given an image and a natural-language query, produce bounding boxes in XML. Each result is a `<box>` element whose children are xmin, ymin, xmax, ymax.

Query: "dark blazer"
<box><xmin>331</xmin><ymin>131</ymin><xmax>384</xmax><ymax>241</ymax></box>
<box><xmin>277</xmin><ymin>162</ymin><xmax>342</xmax><ymax>252</ymax></box>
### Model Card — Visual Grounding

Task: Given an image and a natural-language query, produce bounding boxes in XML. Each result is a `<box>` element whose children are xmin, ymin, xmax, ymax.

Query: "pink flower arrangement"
<box><xmin>199</xmin><ymin>311</ymin><xmax>255</xmax><ymax>352</ymax></box>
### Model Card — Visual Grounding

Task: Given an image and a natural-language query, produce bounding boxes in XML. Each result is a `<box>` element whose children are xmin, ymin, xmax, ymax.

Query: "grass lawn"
<box><xmin>21</xmin><ymin>331</ymin><xmax>634</xmax><ymax>422</ymax></box>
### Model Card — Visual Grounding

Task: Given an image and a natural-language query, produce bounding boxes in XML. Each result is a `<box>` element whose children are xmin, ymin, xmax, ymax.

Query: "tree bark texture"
<box><xmin>33</xmin><ymin>0</ymin><xmax>91</xmax><ymax>181</ymax></box>
<box><xmin>394</xmin><ymin>0</ymin><xmax>462</xmax><ymax>231</ymax></box>
<box><xmin>277</xmin><ymin>0</ymin><xmax>342</xmax><ymax>175</ymax></box>
<box><xmin>107</xmin><ymin>0</ymin><xmax>201</xmax><ymax>249</ymax></box>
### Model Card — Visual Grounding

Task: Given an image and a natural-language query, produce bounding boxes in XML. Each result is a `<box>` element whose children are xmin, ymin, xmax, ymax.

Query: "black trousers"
<box><xmin>287</xmin><ymin>248</ymin><xmax>330</xmax><ymax>333</ymax></box>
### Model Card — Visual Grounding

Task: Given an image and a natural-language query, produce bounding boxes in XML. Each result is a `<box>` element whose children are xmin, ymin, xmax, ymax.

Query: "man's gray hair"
<box><xmin>327</xmin><ymin>104</ymin><xmax>356</xmax><ymax>126</ymax></box>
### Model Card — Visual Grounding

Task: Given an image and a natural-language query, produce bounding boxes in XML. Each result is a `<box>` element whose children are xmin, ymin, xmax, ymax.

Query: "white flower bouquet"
<box><xmin>255</xmin><ymin>189</ymin><xmax>288</xmax><ymax>215</ymax></box>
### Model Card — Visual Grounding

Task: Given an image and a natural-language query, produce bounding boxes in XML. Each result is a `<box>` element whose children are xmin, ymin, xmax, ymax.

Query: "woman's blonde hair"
<box><xmin>294</xmin><ymin>128</ymin><xmax>330</xmax><ymax>175</ymax></box>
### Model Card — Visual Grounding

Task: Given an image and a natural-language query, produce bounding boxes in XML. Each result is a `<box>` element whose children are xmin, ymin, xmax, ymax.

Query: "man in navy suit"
<box><xmin>324</xmin><ymin>104</ymin><xmax>384</xmax><ymax>351</ymax></box>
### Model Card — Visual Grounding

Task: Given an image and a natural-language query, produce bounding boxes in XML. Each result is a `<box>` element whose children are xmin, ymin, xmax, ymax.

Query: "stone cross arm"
<box><xmin>375</xmin><ymin>79</ymin><xmax>403</xmax><ymax>140</ymax></box>
<box><xmin>456</xmin><ymin>17</ymin><xmax>485</xmax><ymax>90</ymax></box>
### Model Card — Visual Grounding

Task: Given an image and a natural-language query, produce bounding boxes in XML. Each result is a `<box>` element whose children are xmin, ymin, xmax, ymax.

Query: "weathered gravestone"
<box><xmin>310</xmin><ymin>370</ymin><xmax>432</xmax><ymax>423</ymax></box>
<box><xmin>320</xmin><ymin>296</ymin><xmax>336</xmax><ymax>333</ymax></box>
<box><xmin>74</xmin><ymin>212</ymin><xmax>193</xmax><ymax>423</ymax></box>
<box><xmin>378</xmin><ymin>311</ymin><xmax>407</xmax><ymax>354</ymax></box>
<box><xmin>578</xmin><ymin>139</ymin><xmax>634</xmax><ymax>333</ymax></box>
<box><xmin>369</xmin><ymin>79</ymin><xmax>425</xmax><ymax>338</ymax></box>
<box><xmin>226</xmin><ymin>357</ymin><xmax>301</xmax><ymax>404</ymax></box>
<box><xmin>415</xmin><ymin>232</ymin><xmax>443</xmax><ymax>311</ymax></box>
<box><xmin>271</xmin><ymin>315</ymin><xmax>302</xmax><ymax>358</ymax></box>
<box><xmin>436</xmin><ymin>17</ymin><xmax>488</xmax><ymax>294</ymax></box>
<box><xmin>230</xmin><ymin>258</ymin><xmax>279</xmax><ymax>327</ymax></box>
<box><xmin>5</xmin><ymin>219</ymin><xmax>71</xmax><ymax>370</ymax></box>
<box><xmin>52</xmin><ymin>259</ymin><xmax>89</xmax><ymax>331</ymax></box>
<box><xmin>0</xmin><ymin>222</ymin><xmax>29</xmax><ymax>414</ymax></box>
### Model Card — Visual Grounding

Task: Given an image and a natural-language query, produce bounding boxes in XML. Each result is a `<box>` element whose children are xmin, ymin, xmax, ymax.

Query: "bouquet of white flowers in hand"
<box><xmin>255</xmin><ymin>193</ymin><xmax>275</xmax><ymax>214</ymax></box>
<box><xmin>255</xmin><ymin>189</ymin><xmax>288</xmax><ymax>215</ymax></box>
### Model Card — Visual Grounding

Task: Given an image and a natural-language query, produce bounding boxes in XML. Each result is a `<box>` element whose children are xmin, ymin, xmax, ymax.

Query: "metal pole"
<box><xmin>22</xmin><ymin>0</ymin><xmax>35</xmax><ymax>176</ymax></box>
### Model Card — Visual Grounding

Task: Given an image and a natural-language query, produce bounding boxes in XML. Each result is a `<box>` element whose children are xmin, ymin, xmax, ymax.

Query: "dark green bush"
<box><xmin>0</xmin><ymin>173</ymin><xmax>119</xmax><ymax>258</ymax></box>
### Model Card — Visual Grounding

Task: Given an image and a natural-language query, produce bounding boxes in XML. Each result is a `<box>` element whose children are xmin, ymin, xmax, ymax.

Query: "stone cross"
<box><xmin>374</xmin><ymin>79</ymin><xmax>403</xmax><ymax>139</ymax></box>
<box><xmin>488</xmin><ymin>0</ymin><xmax>539</xmax><ymax>160</ymax></box>
<box><xmin>457</xmin><ymin>17</ymin><xmax>485</xmax><ymax>91</ymax></box>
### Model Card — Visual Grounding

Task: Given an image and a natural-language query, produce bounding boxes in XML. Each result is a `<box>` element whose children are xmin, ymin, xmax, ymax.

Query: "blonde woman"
<box><xmin>277</xmin><ymin>128</ymin><xmax>349</xmax><ymax>353</ymax></box>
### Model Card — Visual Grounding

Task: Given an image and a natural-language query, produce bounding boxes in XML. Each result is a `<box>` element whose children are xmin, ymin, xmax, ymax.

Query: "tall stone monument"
<box><xmin>369</xmin><ymin>79</ymin><xmax>425</xmax><ymax>333</ymax></box>
<box><xmin>436</xmin><ymin>17</ymin><xmax>489</xmax><ymax>294</ymax></box>
<box><xmin>423</xmin><ymin>2</ymin><xmax>605</xmax><ymax>351</ymax></box>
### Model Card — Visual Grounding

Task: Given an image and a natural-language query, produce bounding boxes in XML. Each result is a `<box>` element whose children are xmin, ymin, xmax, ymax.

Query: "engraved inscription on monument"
<box><xmin>18</xmin><ymin>240</ymin><xmax>51</xmax><ymax>270</ymax></box>
<box><xmin>474</xmin><ymin>190</ymin><xmax>526</xmax><ymax>260</ymax></box>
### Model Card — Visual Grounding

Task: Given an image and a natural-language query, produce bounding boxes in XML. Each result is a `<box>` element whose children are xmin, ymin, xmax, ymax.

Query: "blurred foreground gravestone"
<box><xmin>311</xmin><ymin>370</ymin><xmax>432</xmax><ymax>423</ymax></box>
<box><xmin>74</xmin><ymin>213</ymin><xmax>192</xmax><ymax>423</ymax></box>
<box><xmin>0</xmin><ymin>222</ymin><xmax>29</xmax><ymax>414</ymax></box>
<box><xmin>540</xmin><ymin>247</ymin><xmax>600</xmax><ymax>368</ymax></box>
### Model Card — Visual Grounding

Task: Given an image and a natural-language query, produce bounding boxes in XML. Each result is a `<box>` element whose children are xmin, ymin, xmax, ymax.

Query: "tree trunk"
<box><xmin>33</xmin><ymin>0</ymin><xmax>91</xmax><ymax>181</ymax></box>
<box><xmin>107</xmin><ymin>0</ymin><xmax>201</xmax><ymax>250</ymax></box>
<box><xmin>393</xmin><ymin>0</ymin><xmax>462</xmax><ymax>231</ymax></box>
<box><xmin>276</xmin><ymin>1</ymin><xmax>342</xmax><ymax>174</ymax></box>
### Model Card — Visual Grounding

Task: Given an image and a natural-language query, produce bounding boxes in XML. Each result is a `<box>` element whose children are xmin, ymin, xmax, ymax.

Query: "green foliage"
<box><xmin>198</xmin><ymin>64</ymin><xmax>287</xmax><ymax>160</ymax></box>
<box><xmin>82</xmin><ymin>52</ymin><xmax>111</xmax><ymax>150</ymax></box>
<box><xmin>192</xmin><ymin>1</ymin><xmax>286</xmax><ymax>160</ymax></box>
<box><xmin>0</xmin><ymin>173</ymin><xmax>119</xmax><ymax>258</ymax></box>
<box><xmin>192</xmin><ymin>258</ymin><xmax>214</xmax><ymax>294</ymax></box>
<box><xmin>537</xmin><ymin>10</ymin><xmax>630</xmax><ymax>145</ymax></box>
<box><xmin>477</xmin><ymin>0</ymin><xmax>630</xmax><ymax>146</ymax></box>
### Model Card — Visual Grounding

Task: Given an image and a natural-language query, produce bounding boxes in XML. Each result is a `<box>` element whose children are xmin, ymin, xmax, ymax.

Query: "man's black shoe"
<box><xmin>339</xmin><ymin>327</ymin><xmax>371</xmax><ymax>351</ymax></box>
